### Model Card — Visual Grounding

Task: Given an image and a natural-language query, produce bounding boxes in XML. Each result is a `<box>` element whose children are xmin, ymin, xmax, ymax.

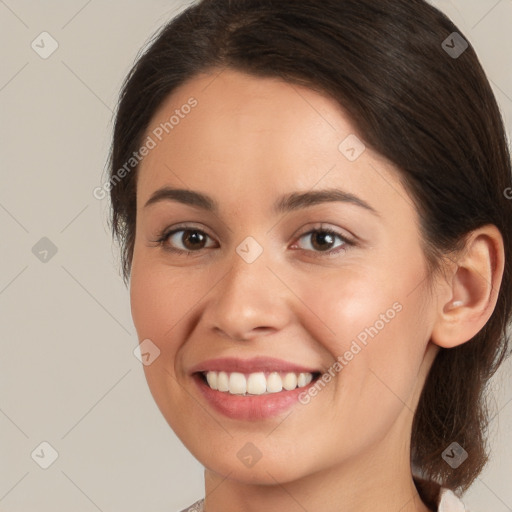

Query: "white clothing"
<box><xmin>179</xmin><ymin>487</ymin><xmax>466</xmax><ymax>511</ymax></box>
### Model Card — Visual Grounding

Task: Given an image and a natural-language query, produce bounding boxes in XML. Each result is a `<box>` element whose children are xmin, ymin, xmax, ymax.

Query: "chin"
<box><xmin>199</xmin><ymin>445</ymin><xmax>315</xmax><ymax>486</ymax></box>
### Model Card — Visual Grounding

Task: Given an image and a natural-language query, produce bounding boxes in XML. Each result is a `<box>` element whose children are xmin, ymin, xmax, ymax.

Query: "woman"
<box><xmin>107</xmin><ymin>0</ymin><xmax>512</xmax><ymax>510</ymax></box>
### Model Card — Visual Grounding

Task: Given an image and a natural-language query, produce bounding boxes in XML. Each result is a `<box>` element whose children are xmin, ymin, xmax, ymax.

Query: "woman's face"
<box><xmin>130</xmin><ymin>68</ymin><xmax>441</xmax><ymax>484</ymax></box>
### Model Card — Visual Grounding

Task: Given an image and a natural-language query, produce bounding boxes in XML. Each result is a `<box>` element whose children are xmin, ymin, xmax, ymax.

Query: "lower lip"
<box><xmin>193</xmin><ymin>374</ymin><xmax>319</xmax><ymax>420</ymax></box>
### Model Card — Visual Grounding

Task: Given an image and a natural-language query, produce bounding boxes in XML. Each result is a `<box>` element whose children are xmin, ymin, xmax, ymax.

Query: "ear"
<box><xmin>430</xmin><ymin>224</ymin><xmax>505</xmax><ymax>349</ymax></box>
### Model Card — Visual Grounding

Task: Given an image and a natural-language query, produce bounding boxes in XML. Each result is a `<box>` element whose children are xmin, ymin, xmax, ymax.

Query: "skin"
<box><xmin>129</xmin><ymin>68</ymin><xmax>504</xmax><ymax>512</ymax></box>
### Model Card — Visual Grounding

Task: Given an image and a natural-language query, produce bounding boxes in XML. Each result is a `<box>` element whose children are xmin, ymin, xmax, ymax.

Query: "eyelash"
<box><xmin>154</xmin><ymin>224</ymin><xmax>356</xmax><ymax>259</ymax></box>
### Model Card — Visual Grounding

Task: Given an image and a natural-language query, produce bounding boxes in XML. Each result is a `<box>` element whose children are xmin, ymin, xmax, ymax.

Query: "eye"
<box><xmin>155</xmin><ymin>224</ymin><xmax>355</xmax><ymax>258</ymax></box>
<box><xmin>156</xmin><ymin>227</ymin><xmax>216</xmax><ymax>254</ymax></box>
<box><xmin>291</xmin><ymin>227</ymin><xmax>354</xmax><ymax>257</ymax></box>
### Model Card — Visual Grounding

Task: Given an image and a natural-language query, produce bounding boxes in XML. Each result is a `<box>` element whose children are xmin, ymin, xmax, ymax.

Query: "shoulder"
<box><xmin>438</xmin><ymin>487</ymin><xmax>466</xmax><ymax>511</ymax></box>
<box><xmin>176</xmin><ymin>491</ymin><xmax>466</xmax><ymax>512</ymax></box>
<box><xmin>413</xmin><ymin>476</ymin><xmax>467</xmax><ymax>511</ymax></box>
<box><xmin>178</xmin><ymin>498</ymin><xmax>204</xmax><ymax>512</ymax></box>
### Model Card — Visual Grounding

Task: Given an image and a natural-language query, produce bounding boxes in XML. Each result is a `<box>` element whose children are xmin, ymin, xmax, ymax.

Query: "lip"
<box><xmin>189</xmin><ymin>356</ymin><xmax>322</xmax><ymax>421</ymax></box>
<box><xmin>189</xmin><ymin>356</ymin><xmax>321</xmax><ymax>375</ymax></box>
<box><xmin>192</xmin><ymin>372</ymin><xmax>320</xmax><ymax>420</ymax></box>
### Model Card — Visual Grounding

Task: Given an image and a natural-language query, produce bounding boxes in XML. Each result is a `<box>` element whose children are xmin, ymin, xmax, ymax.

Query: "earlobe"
<box><xmin>430</xmin><ymin>225</ymin><xmax>505</xmax><ymax>349</ymax></box>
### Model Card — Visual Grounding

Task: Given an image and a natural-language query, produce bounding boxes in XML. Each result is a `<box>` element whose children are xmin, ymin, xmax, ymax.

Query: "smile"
<box><xmin>190</xmin><ymin>356</ymin><xmax>324</xmax><ymax>419</ymax></box>
<box><xmin>201</xmin><ymin>370</ymin><xmax>319</xmax><ymax>395</ymax></box>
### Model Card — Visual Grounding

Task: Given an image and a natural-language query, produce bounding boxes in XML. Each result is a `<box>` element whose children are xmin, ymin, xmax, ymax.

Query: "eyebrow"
<box><xmin>144</xmin><ymin>186</ymin><xmax>380</xmax><ymax>217</ymax></box>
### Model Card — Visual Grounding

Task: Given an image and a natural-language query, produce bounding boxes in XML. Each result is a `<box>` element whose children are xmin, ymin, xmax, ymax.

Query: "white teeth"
<box><xmin>247</xmin><ymin>372</ymin><xmax>267</xmax><ymax>395</ymax></box>
<box><xmin>206</xmin><ymin>371</ymin><xmax>218</xmax><ymax>390</ymax></box>
<box><xmin>217</xmin><ymin>371</ymin><xmax>229</xmax><ymax>392</ymax></box>
<box><xmin>266</xmin><ymin>372</ymin><xmax>283</xmax><ymax>393</ymax></box>
<box><xmin>203</xmin><ymin>370</ymin><xmax>315</xmax><ymax>395</ymax></box>
<box><xmin>283</xmin><ymin>372</ymin><xmax>298</xmax><ymax>391</ymax></box>
<box><xmin>300</xmin><ymin>372</ymin><xmax>313</xmax><ymax>386</ymax></box>
<box><xmin>229</xmin><ymin>372</ymin><xmax>247</xmax><ymax>394</ymax></box>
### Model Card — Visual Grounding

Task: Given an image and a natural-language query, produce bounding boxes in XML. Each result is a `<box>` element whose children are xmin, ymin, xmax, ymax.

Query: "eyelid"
<box><xmin>157</xmin><ymin>222</ymin><xmax>212</xmax><ymax>238</ymax></box>
<box><xmin>293</xmin><ymin>223</ymin><xmax>355</xmax><ymax>243</ymax></box>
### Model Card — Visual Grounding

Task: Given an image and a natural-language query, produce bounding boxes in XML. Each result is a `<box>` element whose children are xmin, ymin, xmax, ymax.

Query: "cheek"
<box><xmin>303</xmin><ymin>257</ymin><xmax>432</xmax><ymax>388</ymax></box>
<box><xmin>130</xmin><ymin>256</ymin><xmax>197</xmax><ymax>343</ymax></box>
<box><xmin>297</xmin><ymin>271</ymin><xmax>431</xmax><ymax>448</ymax></box>
<box><xmin>129</xmin><ymin>259</ymin><xmax>194</xmax><ymax>398</ymax></box>
<box><xmin>295</xmin><ymin>267</ymin><xmax>402</xmax><ymax>352</ymax></box>
<box><xmin>129</xmin><ymin>255</ymin><xmax>203</xmax><ymax>426</ymax></box>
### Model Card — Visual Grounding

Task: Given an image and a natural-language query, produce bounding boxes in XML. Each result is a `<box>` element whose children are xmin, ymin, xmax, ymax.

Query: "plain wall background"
<box><xmin>1</xmin><ymin>1</ymin><xmax>511</xmax><ymax>510</ymax></box>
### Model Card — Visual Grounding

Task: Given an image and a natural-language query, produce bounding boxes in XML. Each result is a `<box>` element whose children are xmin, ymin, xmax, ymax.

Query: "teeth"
<box><xmin>203</xmin><ymin>370</ymin><xmax>314</xmax><ymax>395</ymax></box>
<box><xmin>247</xmin><ymin>372</ymin><xmax>267</xmax><ymax>394</ymax></box>
<box><xmin>217</xmin><ymin>371</ymin><xmax>229</xmax><ymax>392</ymax></box>
<box><xmin>266</xmin><ymin>372</ymin><xmax>283</xmax><ymax>393</ymax></box>
<box><xmin>283</xmin><ymin>372</ymin><xmax>298</xmax><ymax>391</ymax></box>
<box><xmin>297</xmin><ymin>372</ymin><xmax>308</xmax><ymax>387</ymax></box>
<box><xmin>206</xmin><ymin>371</ymin><xmax>218</xmax><ymax>390</ymax></box>
<box><xmin>229</xmin><ymin>372</ymin><xmax>247</xmax><ymax>394</ymax></box>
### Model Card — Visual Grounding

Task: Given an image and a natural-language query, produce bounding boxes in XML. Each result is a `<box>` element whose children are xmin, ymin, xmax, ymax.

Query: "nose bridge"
<box><xmin>206</xmin><ymin>235</ymin><xmax>288</xmax><ymax>340</ymax></box>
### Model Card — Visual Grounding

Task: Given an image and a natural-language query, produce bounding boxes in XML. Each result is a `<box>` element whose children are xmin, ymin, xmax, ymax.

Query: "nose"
<box><xmin>202</xmin><ymin>244</ymin><xmax>292</xmax><ymax>342</ymax></box>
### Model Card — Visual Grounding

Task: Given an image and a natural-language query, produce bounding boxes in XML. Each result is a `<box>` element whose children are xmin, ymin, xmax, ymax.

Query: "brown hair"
<box><xmin>108</xmin><ymin>0</ymin><xmax>512</xmax><ymax>501</ymax></box>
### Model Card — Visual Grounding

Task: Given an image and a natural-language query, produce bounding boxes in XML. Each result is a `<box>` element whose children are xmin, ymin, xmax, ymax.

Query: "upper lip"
<box><xmin>189</xmin><ymin>356</ymin><xmax>321</xmax><ymax>375</ymax></box>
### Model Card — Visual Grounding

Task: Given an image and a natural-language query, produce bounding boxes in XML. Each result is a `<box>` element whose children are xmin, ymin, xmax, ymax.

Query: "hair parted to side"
<box><xmin>108</xmin><ymin>0</ymin><xmax>512</xmax><ymax>503</ymax></box>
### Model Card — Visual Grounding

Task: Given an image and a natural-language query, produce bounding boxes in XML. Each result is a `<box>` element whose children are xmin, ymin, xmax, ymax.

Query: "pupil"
<box><xmin>313</xmin><ymin>232</ymin><xmax>333</xmax><ymax>251</ymax></box>
<box><xmin>184</xmin><ymin>231</ymin><xmax>204</xmax><ymax>249</ymax></box>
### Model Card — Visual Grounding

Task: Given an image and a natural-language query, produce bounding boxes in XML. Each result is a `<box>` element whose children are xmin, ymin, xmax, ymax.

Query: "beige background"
<box><xmin>1</xmin><ymin>1</ymin><xmax>511</xmax><ymax>510</ymax></box>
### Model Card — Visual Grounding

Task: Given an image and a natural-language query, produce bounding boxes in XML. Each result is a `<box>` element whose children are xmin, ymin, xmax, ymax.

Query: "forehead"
<box><xmin>136</xmin><ymin>68</ymin><xmax>413</xmax><ymax>223</ymax></box>
<box><xmin>143</xmin><ymin>68</ymin><xmax>355</xmax><ymax>155</ymax></box>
